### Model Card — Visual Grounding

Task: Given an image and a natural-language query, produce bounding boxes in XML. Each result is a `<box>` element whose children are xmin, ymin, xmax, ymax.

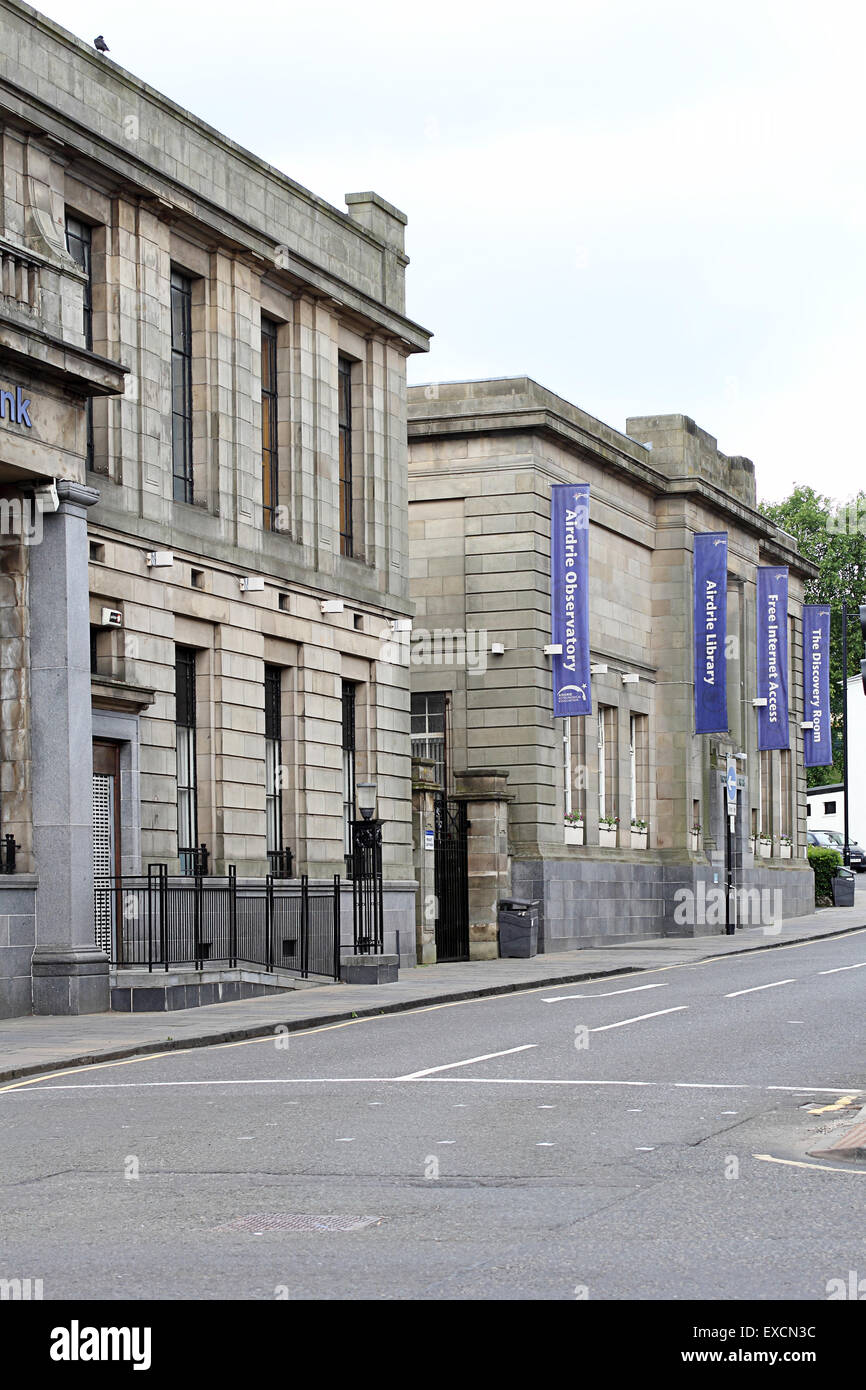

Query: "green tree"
<box><xmin>759</xmin><ymin>485</ymin><xmax>866</xmax><ymax>785</ymax></box>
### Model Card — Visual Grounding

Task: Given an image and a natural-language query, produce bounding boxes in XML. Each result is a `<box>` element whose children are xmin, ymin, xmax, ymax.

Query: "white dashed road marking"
<box><xmin>543</xmin><ymin>983</ymin><xmax>667</xmax><ymax>1003</ymax></box>
<box><xmin>725</xmin><ymin>979</ymin><xmax>796</xmax><ymax>998</ymax></box>
<box><xmin>590</xmin><ymin>1007</ymin><xmax>688</xmax><ymax>1033</ymax></box>
<box><xmin>395</xmin><ymin>1044</ymin><xmax>537</xmax><ymax>1079</ymax></box>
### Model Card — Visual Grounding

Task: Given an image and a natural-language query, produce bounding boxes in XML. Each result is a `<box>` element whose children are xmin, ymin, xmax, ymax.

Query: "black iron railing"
<box><xmin>179</xmin><ymin>843</ymin><xmax>209</xmax><ymax>877</ymax></box>
<box><xmin>94</xmin><ymin>866</ymin><xmax>342</xmax><ymax>979</ymax></box>
<box><xmin>268</xmin><ymin>847</ymin><xmax>294</xmax><ymax>879</ymax></box>
<box><xmin>351</xmin><ymin>819</ymin><xmax>384</xmax><ymax>955</ymax></box>
<box><xmin>0</xmin><ymin>834</ymin><xmax>19</xmax><ymax>874</ymax></box>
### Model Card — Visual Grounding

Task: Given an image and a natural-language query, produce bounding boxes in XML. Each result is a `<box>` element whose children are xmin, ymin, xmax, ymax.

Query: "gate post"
<box><xmin>452</xmin><ymin>769</ymin><xmax>513</xmax><ymax>961</ymax></box>
<box><xmin>411</xmin><ymin>757</ymin><xmax>437</xmax><ymax>964</ymax></box>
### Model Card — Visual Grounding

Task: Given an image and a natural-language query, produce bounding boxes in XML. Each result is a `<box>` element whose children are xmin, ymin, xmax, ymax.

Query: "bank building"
<box><xmin>0</xmin><ymin>0</ymin><xmax>429</xmax><ymax>1016</ymax></box>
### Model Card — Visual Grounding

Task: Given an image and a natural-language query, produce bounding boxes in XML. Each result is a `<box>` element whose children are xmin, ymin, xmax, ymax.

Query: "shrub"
<box><xmin>808</xmin><ymin>846</ymin><xmax>842</xmax><ymax>904</ymax></box>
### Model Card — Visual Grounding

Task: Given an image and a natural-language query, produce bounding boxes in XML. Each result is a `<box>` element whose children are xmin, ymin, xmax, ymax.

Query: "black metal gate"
<box><xmin>433</xmin><ymin>794</ymin><xmax>469</xmax><ymax>962</ymax></box>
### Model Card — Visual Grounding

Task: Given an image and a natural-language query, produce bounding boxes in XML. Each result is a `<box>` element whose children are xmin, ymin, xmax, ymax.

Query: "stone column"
<box><xmin>30</xmin><ymin>481</ymin><xmax>109</xmax><ymax>1014</ymax></box>
<box><xmin>453</xmin><ymin>769</ymin><xmax>513</xmax><ymax>961</ymax></box>
<box><xmin>411</xmin><ymin>757</ymin><xmax>437</xmax><ymax>964</ymax></box>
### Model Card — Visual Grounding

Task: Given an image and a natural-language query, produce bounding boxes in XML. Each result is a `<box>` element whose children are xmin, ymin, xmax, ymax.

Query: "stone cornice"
<box><xmin>57</xmin><ymin>480</ymin><xmax>100</xmax><ymax>508</ymax></box>
<box><xmin>408</xmin><ymin>381</ymin><xmax>816</xmax><ymax>580</ymax></box>
<box><xmin>0</xmin><ymin>315</ymin><xmax>127</xmax><ymax>397</ymax></box>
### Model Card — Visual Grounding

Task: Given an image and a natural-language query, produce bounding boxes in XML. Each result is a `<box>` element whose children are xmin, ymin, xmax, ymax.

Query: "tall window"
<box><xmin>171</xmin><ymin>269</ymin><xmax>194</xmax><ymax>504</ymax></box>
<box><xmin>411</xmin><ymin>691</ymin><xmax>447</xmax><ymax>791</ymax></box>
<box><xmin>629</xmin><ymin>713</ymin><xmax>649</xmax><ymax>825</ymax></box>
<box><xmin>65</xmin><ymin>215</ymin><xmax>94</xmax><ymax>468</ymax></box>
<box><xmin>261</xmin><ymin>318</ymin><xmax>279</xmax><ymax>531</ymax></box>
<box><xmin>563</xmin><ymin>717</ymin><xmax>586</xmax><ymax>820</ymax></box>
<box><xmin>759</xmin><ymin>750</ymin><xmax>772</xmax><ymax>836</ymax></box>
<box><xmin>780</xmin><ymin>749</ymin><xmax>792</xmax><ymax>840</ymax></box>
<box><xmin>338</xmin><ymin>356</ymin><xmax>354</xmax><ymax>557</ymax></box>
<box><xmin>342</xmin><ymin>682</ymin><xmax>356</xmax><ymax>876</ymax></box>
<box><xmin>598</xmin><ymin>705</ymin><xmax>618</xmax><ymax>824</ymax></box>
<box><xmin>265</xmin><ymin>665</ymin><xmax>283</xmax><ymax>863</ymax></box>
<box><xmin>176</xmin><ymin>647</ymin><xmax>198</xmax><ymax>875</ymax></box>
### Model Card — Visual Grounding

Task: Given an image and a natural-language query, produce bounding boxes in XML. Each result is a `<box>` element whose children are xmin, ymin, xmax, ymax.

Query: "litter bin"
<box><xmin>498</xmin><ymin>898</ymin><xmax>540</xmax><ymax>958</ymax></box>
<box><xmin>832</xmin><ymin>866</ymin><xmax>855</xmax><ymax>907</ymax></box>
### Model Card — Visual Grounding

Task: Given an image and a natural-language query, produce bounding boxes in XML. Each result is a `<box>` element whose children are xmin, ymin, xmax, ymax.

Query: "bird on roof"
<box><xmin>94</xmin><ymin>35</ymin><xmax>109</xmax><ymax>53</ymax></box>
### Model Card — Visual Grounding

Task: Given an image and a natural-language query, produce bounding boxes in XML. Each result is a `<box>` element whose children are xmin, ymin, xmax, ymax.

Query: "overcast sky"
<box><xmin>31</xmin><ymin>0</ymin><xmax>866</xmax><ymax>502</ymax></box>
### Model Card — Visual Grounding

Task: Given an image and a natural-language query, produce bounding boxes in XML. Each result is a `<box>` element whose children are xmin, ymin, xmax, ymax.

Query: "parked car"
<box><xmin>808</xmin><ymin>830</ymin><xmax>836</xmax><ymax>847</ymax></box>
<box><xmin>808</xmin><ymin>829</ymin><xmax>865</xmax><ymax>870</ymax></box>
<box><xmin>821</xmin><ymin>829</ymin><xmax>866</xmax><ymax>872</ymax></box>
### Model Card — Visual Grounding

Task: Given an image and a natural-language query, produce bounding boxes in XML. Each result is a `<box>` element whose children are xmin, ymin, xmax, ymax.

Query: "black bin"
<box><xmin>498</xmin><ymin>898</ymin><xmax>540</xmax><ymax>958</ymax></box>
<box><xmin>832</xmin><ymin>867</ymin><xmax>855</xmax><ymax>907</ymax></box>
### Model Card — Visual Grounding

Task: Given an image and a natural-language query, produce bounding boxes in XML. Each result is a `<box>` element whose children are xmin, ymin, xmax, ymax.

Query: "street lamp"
<box><xmin>356</xmin><ymin>782</ymin><xmax>378</xmax><ymax>820</ymax></box>
<box><xmin>351</xmin><ymin>780</ymin><xmax>384</xmax><ymax>955</ymax></box>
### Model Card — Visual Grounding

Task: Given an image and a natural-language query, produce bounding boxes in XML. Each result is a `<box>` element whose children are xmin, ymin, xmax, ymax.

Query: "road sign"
<box><xmin>726</xmin><ymin>757</ymin><xmax>738</xmax><ymax>811</ymax></box>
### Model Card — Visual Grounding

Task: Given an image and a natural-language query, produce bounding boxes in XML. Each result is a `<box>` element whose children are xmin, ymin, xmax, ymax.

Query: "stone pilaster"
<box><xmin>30</xmin><ymin>480</ymin><xmax>109</xmax><ymax>1014</ymax></box>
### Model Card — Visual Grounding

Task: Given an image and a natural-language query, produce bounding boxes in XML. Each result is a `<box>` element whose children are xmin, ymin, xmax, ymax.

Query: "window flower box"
<box><xmin>599</xmin><ymin>817</ymin><xmax>618</xmax><ymax>848</ymax></box>
<box><xmin>630</xmin><ymin>819</ymin><xmax>648</xmax><ymax>849</ymax></box>
<box><xmin>564</xmin><ymin>822</ymin><xmax>584</xmax><ymax>846</ymax></box>
<box><xmin>690</xmin><ymin>827</ymin><xmax>701</xmax><ymax>852</ymax></box>
<box><xmin>759</xmin><ymin>836</ymin><xmax>772</xmax><ymax>859</ymax></box>
<box><xmin>779</xmin><ymin>838</ymin><xmax>792</xmax><ymax>859</ymax></box>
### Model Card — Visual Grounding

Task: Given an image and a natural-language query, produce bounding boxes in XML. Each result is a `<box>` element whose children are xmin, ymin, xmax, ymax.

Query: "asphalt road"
<box><xmin>4</xmin><ymin>926</ymin><xmax>866</xmax><ymax>1301</ymax></box>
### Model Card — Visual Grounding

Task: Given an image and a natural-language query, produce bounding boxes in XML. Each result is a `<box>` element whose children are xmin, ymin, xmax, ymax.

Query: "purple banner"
<box><xmin>803</xmin><ymin>604</ymin><xmax>832</xmax><ymax>766</ymax></box>
<box><xmin>757</xmin><ymin>567</ymin><xmax>789</xmax><ymax>749</ymax></box>
<box><xmin>693</xmin><ymin>532</ymin><xmax>728</xmax><ymax>734</ymax></box>
<box><xmin>551</xmin><ymin>483</ymin><xmax>591</xmax><ymax>718</ymax></box>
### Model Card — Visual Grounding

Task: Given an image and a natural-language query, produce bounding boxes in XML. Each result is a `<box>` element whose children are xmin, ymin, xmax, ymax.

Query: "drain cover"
<box><xmin>215</xmin><ymin>1213</ymin><xmax>380</xmax><ymax>1233</ymax></box>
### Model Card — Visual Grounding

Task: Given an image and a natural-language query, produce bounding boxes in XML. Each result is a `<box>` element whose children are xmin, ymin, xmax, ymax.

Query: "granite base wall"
<box><xmin>0</xmin><ymin>879</ymin><xmax>419</xmax><ymax>1021</ymax></box>
<box><xmin>0</xmin><ymin>879</ymin><xmax>37</xmax><ymax>1019</ymax></box>
<box><xmin>511</xmin><ymin>856</ymin><xmax>815</xmax><ymax>951</ymax></box>
<box><xmin>110</xmin><ymin>976</ymin><xmax>294</xmax><ymax>1012</ymax></box>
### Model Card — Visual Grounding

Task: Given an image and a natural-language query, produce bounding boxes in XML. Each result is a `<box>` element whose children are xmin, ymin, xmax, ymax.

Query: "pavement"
<box><xmin>2</xmin><ymin>888</ymin><xmax>865</xmax><ymax>1083</ymax></box>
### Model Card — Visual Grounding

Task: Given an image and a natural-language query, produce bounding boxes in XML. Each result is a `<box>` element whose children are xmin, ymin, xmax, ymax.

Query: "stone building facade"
<box><xmin>408</xmin><ymin>378</ymin><xmax>815</xmax><ymax>956</ymax></box>
<box><xmin>0</xmin><ymin>0</ymin><xmax>429</xmax><ymax>1017</ymax></box>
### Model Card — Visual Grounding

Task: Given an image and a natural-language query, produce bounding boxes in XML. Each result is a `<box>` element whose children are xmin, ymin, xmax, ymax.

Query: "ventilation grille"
<box><xmin>92</xmin><ymin>772</ymin><xmax>113</xmax><ymax>954</ymax></box>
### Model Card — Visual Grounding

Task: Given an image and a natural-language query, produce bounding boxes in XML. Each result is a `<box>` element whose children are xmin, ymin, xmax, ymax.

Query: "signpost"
<box><xmin>725</xmin><ymin>756</ymin><xmax>737</xmax><ymax>936</ymax></box>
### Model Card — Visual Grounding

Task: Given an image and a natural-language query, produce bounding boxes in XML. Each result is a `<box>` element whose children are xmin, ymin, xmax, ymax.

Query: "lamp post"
<box><xmin>351</xmin><ymin>781</ymin><xmax>384</xmax><ymax>955</ymax></box>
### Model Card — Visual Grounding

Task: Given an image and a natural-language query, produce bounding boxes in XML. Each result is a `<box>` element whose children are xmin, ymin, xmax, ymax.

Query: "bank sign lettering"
<box><xmin>756</xmin><ymin>566</ymin><xmax>789</xmax><ymax>750</ymax></box>
<box><xmin>550</xmin><ymin>483</ymin><xmax>591</xmax><ymax>718</ymax></box>
<box><xmin>802</xmin><ymin>604</ymin><xmax>832</xmax><ymax>767</ymax></box>
<box><xmin>0</xmin><ymin>385</ymin><xmax>33</xmax><ymax>429</ymax></box>
<box><xmin>693</xmin><ymin>532</ymin><xmax>728</xmax><ymax>734</ymax></box>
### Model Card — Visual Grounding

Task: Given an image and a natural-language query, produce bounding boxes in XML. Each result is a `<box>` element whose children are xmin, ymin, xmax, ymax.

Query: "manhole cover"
<box><xmin>214</xmin><ymin>1213</ymin><xmax>380</xmax><ymax>1233</ymax></box>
